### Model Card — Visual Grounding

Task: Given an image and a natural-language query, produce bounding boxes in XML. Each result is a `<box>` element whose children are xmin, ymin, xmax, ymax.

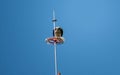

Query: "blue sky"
<box><xmin>0</xmin><ymin>0</ymin><xmax>120</xmax><ymax>75</ymax></box>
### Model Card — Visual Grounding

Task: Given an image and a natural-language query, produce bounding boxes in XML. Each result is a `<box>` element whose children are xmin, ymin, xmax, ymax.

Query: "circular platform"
<box><xmin>45</xmin><ymin>37</ymin><xmax>64</xmax><ymax>45</ymax></box>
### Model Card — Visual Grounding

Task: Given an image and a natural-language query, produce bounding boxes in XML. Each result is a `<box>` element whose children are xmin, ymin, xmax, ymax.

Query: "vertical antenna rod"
<box><xmin>52</xmin><ymin>10</ymin><xmax>58</xmax><ymax>75</ymax></box>
<box><xmin>52</xmin><ymin>9</ymin><xmax>57</xmax><ymax>30</ymax></box>
<box><xmin>46</xmin><ymin>10</ymin><xmax>64</xmax><ymax>75</ymax></box>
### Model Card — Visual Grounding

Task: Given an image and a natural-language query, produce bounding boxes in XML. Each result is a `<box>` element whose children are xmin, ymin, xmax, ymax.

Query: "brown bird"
<box><xmin>53</xmin><ymin>27</ymin><xmax>63</xmax><ymax>38</ymax></box>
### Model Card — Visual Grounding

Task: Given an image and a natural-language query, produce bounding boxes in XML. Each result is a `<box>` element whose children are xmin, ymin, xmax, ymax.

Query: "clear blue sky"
<box><xmin>0</xmin><ymin>0</ymin><xmax>120</xmax><ymax>75</ymax></box>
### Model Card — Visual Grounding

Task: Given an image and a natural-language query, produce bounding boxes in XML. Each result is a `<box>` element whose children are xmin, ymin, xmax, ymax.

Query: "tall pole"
<box><xmin>53</xmin><ymin>10</ymin><xmax>58</xmax><ymax>75</ymax></box>
<box><xmin>54</xmin><ymin>43</ymin><xmax>57</xmax><ymax>75</ymax></box>
<box><xmin>46</xmin><ymin>10</ymin><xmax>64</xmax><ymax>75</ymax></box>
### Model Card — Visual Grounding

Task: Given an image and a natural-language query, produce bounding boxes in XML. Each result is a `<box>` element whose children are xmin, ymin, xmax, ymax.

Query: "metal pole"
<box><xmin>53</xmin><ymin>10</ymin><xmax>57</xmax><ymax>75</ymax></box>
<box><xmin>53</xmin><ymin>9</ymin><xmax>56</xmax><ymax>30</ymax></box>
<box><xmin>54</xmin><ymin>43</ymin><xmax>57</xmax><ymax>75</ymax></box>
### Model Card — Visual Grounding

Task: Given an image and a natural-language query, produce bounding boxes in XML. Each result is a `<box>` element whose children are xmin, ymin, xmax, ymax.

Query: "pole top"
<box><xmin>52</xmin><ymin>9</ymin><xmax>57</xmax><ymax>22</ymax></box>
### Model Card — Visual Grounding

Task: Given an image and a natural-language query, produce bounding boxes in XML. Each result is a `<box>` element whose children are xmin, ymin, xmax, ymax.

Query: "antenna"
<box><xmin>53</xmin><ymin>9</ymin><xmax>55</xmax><ymax>21</ymax></box>
<box><xmin>46</xmin><ymin>10</ymin><xmax>64</xmax><ymax>75</ymax></box>
<box><xmin>52</xmin><ymin>9</ymin><xmax>58</xmax><ymax>75</ymax></box>
<box><xmin>52</xmin><ymin>9</ymin><xmax>57</xmax><ymax>30</ymax></box>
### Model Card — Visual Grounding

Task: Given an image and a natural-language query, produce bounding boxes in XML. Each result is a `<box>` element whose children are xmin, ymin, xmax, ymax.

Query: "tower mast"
<box><xmin>46</xmin><ymin>10</ymin><xmax>64</xmax><ymax>75</ymax></box>
<box><xmin>52</xmin><ymin>10</ymin><xmax>58</xmax><ymax>75</ymax></box>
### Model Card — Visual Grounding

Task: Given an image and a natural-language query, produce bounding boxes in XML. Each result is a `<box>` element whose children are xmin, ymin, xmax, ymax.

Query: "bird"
<box><xmin>53</xmin><ymin>27</ymin><xmax>63</xmax><ymax>38</ymax></box>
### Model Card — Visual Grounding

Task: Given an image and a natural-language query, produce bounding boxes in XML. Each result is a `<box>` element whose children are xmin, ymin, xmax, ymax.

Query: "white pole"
<box><xmin>53</xmin><ymin>9</ymin><xmax>56</xmax><ymax>30</ymax></box>
<box><xmin>53</xmin><ymin>10</ymin><xmax>57</xmax><ymax>75</ymax></box>
<box><xmin>54</xmin><ymin>43</ymin><xmax>57</xmax><ymax>75</ymax></box>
